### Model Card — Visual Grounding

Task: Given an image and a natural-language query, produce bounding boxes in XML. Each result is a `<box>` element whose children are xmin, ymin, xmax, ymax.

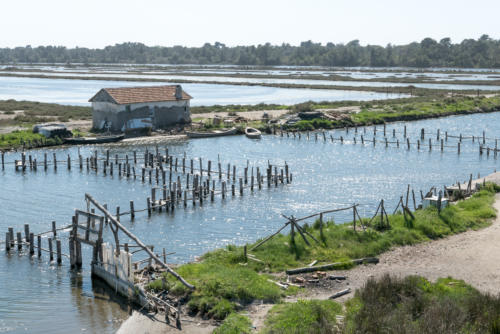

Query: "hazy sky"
<box><xmin>1</xmin><ymin>0</ymin><xmax>498</xmax><ymax>48</ymax></box>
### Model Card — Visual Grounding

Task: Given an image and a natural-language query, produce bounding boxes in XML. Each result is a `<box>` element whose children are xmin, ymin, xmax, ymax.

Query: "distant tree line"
<box><xmin>1</xmin><ymin>35</ymin><xmax>499</xmax><ymax>68</ymax></box>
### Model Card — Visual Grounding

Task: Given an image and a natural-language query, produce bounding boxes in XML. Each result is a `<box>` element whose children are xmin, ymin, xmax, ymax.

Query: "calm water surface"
<box><xmin>2</xmin><ymin>112</ymin><xmax>500</xmax><ymax>333</ymax></box>
<box><xmin>0</xmin><ymin>76</ymin><xmax>405</xmax><ymax>106</ymax></box>
<box><xmin>2</xmin><ymin>71</ymin><xmax>500</xmax><ymax>92</ymax></box>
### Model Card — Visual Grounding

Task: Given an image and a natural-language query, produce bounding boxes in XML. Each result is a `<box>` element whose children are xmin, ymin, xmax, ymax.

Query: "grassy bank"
<box><xmin>286</xmin><ymin>95</ymin><xmax>500</xmax><ymax>131</ymax></box>
<box><xmin>0</xmin><ymin>130</ymin><xmax>64</xmax><ymax>150</ymax></box>
<box><xmin>147</xmin><ymin>184</ymin><xmax>499</xmax><ymax>324</ymax></box>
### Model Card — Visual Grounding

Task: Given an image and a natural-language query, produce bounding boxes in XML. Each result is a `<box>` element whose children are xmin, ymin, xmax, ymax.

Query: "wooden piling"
<box><xmin>56</xmin><ymin>239</ymin><xmax>62</xmax><ymax>265</ymax></box>
<box><xmin>130</xmin><ymin>201</ymin><xmax>135</xmax><ymax>220</ymax></box>
<box><xmin>48</xmin><ymin>237</ymin><xmax>53</xmax><ymax>261</ymax></box>
<box><xmin>17</xmin><ymin>232</ymin><xmax>22</xmax><ymax>250</ymax></box>
<box><xmin>8</xmin><ymin>227</ymin><xmax>14</xmax><ymax>248</ymax></box>
<box><xmin>37</xmin><ymin>235</ymin><xmax>41</xmax><ymax>257</ymax></box>
<box><xmin>24</xmin><ymin>224</ymin><xmax>30</xmax><ymax>243</ymax></box>
<box><xmin>29</xmin><ymin>233</ymin><xmax>34</xmax><ymax>255</ymax></box>
<box><xmin>5</xmin><ymin>232</ymin><xmax>10</xmax><ymax>251</ymax></box>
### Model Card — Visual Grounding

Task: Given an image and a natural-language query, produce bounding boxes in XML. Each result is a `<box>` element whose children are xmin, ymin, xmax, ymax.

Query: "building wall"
<box><xmin>92</xmin><ymin>100</ymin><xmax>191</xmax><ymax>132</ymax></box>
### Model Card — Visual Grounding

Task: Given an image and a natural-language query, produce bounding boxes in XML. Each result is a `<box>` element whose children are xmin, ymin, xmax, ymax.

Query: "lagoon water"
<box><xmin>1</xmin><ymin>112</ymin><xmax>500</xmax><ymax>333</ymax></box>
<box><xmin>2</xmin><ymin>71</ymin><xmax>500</xmax><ymax>95</ymax></box>
<box><xmin>0</xmin><ymin>76</ymin><xmax>405</xmax><ymax>107</ymax></box>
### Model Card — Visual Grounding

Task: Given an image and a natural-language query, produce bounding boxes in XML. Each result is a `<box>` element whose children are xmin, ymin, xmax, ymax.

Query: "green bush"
<box><xmin>344</xmin><ymin>275</ymin><xmax>500</xmax><ymax>334</ymax></box>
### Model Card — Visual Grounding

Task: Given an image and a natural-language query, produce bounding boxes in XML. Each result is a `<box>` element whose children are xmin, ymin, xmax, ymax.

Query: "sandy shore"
<box><xmin>117</xmin><ymin>311</ymin><xmax>215</xmax><ymax>334</ymax></box>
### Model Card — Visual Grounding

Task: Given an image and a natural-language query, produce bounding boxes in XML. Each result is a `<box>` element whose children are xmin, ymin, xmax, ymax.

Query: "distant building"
<box><xmin>89</xmin><ymin>85</ymin><xmax>192</xmax><ymax>132</ymax></box>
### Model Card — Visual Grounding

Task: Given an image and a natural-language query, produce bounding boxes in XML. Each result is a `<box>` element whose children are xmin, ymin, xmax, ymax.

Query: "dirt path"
<box><xmin>340</xmin><ymin>193</ymin><xmax>500</xmax><ymax>297</ymax></box>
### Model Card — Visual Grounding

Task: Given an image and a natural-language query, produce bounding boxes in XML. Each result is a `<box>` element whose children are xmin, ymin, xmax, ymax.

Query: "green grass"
<box><xmin>213</xmin><ymin>313</ymin><xmax>253</xmax><ymax>334</ymax></box>
<box><xmin>147</xmin><ymin>251</ymin><xmax>289</xmax><ymax>320</ymax></box>
<box><xmin>147</xmin><ymin>184</ymin><xmax>499</xmax><ymax>324</ymax></box>
<box><xmin>344</xmin><ymin>274</ymin><xmax>500</xmax><ymax>334</ymax></box>
<box><xmin>0</xmin><ymin>130</ymin><xmax>63</xmax><ymax>149</ymax></box>
<box><xmin>284</xmin><ymin>95</ymin><xmax>500</xmax><ymax>130</ymax></box>
<box><xmin>262</xmin><ymin>299</ymin><xmax>342</xmax><ymax>334</ymax></box>
<box><xmin>242</xmin><ymin>183</ymin><xmax>499</xmax><ymax>272</ymax></box>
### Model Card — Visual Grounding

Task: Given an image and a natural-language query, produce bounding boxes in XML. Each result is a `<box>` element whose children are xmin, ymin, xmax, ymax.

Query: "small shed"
<box><xmin>33</xmin><ymin>123</ymin><xmax>72</xmax><ymax>138</ymax></box>
<box><xmin>89</xmin><ymin>85</ymin><xmax>192</xmax><ymax>132</ymax></box>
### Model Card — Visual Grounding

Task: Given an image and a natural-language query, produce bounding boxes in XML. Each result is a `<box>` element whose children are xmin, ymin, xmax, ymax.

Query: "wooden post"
<box><xmin>53</xmin><ymin>153</ymin><xmax>57</xmax><ymax>170</ymax></box>
<box><xmin>8</xmin><ymin>227</ymin><xmax>14</xmax><ymax>248</ymax></box>
<box><xmin>56</xmin><ymin>239</ymin><xmax>62</xmax><ymax>265</ymax></box>
<box><xmin>44</xmin><ymin>153</ymin><xmax>47</xmax><ymax>170</ymax></box>
<box><xmin>37</xmin><ymin>235</ymin><xmax>41</xmax><ymax>257</ymax></box>
<box><xmin>239</xmin><ymin>178</ymin><xmax>243</xmax><ymax>195</ymax></box>
<box><xmin>48</xmin><ymin>237</ymin><xmax>53</xmax><ymax>261</ymax></box>
<box><xmin>67</xmin><ymin>154</ymin><xmax>71</xmax><ymax>170</ymax></box>
<box><xmin>52</xmin><ymin>221</ymin><xmax>57</xmax><ymax>238</ymax></box>
<box><xmin>5</xmin><ymin>232</ymin><xmax>9</xmax><ymax>252</ymax></box>
<box><xmin>147</xmin><ymin>197</ymin><xmax>152</xmax><ymax>216</ymax></box>
<box><xmin>130</xmin><ymin>201</ymin><xmax>135</xmax><ymax>220</ymax></box>
<box><xmin>29</xmin><ymin>233</ymin><xmax>34</xmax><ymax>255</ymax></box>
<box><xmin>24</xmin><ymin>224</ymin><xmax>30</xmax><ymax>244</ymax></box>
<box><xmin>17</xmin><ymin>232</ymin><xmax>22</xmax><ymax>250</ymax></box>
<box><xmin>458</xmin><ymin>142</ymin><xmax>461</xmax><ymax>154</ymax></box>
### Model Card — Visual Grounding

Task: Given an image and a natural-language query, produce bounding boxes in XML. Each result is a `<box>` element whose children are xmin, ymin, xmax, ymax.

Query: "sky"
<box><xmin>1</xmin><ymin>0</ymin><xmax>499</xmax><ymax>48</ymax></box>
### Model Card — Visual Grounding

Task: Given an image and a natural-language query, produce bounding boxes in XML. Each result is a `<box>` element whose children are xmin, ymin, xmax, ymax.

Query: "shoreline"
<box><xmin>116</xmin><ymin>172</ymin><xmax>500</xmax><ymax>333</ymax></box>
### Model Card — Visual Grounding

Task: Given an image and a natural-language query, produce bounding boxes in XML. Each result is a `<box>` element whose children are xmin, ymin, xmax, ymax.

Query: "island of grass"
<box><xmin>145</xmin><ymin>183</ymin><xmax>500</xmax><ymax>330</ymax></box>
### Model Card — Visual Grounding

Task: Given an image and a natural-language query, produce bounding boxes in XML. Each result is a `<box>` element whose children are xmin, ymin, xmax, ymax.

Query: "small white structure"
<box><xmin>89</xmin><ymin>85</ymin><xmax>192</xmax><ymax>132</ymax></box>
<box><xmin>422</xmin><ymin>195</ymin><xmax>449</xmax><ymax>209</ymax></box>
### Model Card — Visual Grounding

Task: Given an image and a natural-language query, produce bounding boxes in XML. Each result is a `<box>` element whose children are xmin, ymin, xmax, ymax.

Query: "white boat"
<box><xmin>186</xmin><ymin>127</ymin><xmax>238</xmax><ymax>138</ymax></box>
<box><xmin>245</xmin><ymin>127</ymin><xmax>262</xmax><ymax>139</ymax></box>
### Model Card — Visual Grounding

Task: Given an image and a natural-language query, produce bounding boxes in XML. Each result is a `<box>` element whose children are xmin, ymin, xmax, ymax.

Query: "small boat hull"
<box><xmin>64</xmin><ymin>134</ymin><xmax>125</xmax><ymax>145</ymax></box>
<box><xmin>186</xmin><ymin>127</ymin><xmax>237</xmax><ymax>138</ymax></box>
<box><xmin>245</xmin><ymin>127</ymin><xmax>262</xmax><ymax>139</ymax></box>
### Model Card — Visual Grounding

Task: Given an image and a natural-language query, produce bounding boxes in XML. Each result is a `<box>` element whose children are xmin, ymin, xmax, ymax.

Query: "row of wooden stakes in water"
<box><xmin>276</xmin><ymin>129</ymin><xmax>499</xmax><ymax>155</ymax></box>
<box><xmin>108</xmin><ymin>164</ymin><xmax>292</xmax><ymax>220</ymax></box>
<box><xmin>4</xmin><ymin>222</ymin><xmax>70</xmax><ymax>265</ymax></box>
<box><xmin>277</xmin><ymin>125</ymin><xmax>495</xmax><ymax>143</ymax></box>
<box><xmin>7</xmin><ymin>149</ymin><xmax>291</xmax><ymax>185</ymax></box>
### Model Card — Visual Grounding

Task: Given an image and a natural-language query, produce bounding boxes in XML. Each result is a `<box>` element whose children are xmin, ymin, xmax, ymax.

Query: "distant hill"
<box><xmin>1</xmin><ymin>35</ymin><xmax>499</xmax><ymax>68</ymax></box>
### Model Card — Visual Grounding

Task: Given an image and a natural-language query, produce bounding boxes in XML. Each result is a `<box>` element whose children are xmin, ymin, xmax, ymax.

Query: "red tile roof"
<box><xmin>89</xmin><ymin>85</ymin><xmax>192</xmax><ymax>105</ymax></box>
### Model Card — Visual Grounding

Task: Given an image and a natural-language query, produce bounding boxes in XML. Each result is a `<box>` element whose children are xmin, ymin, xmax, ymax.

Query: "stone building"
<box><xmin>89</xmin><ymin>85</ymin><xmax>192</xmax><ymax>132</ymax></box>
